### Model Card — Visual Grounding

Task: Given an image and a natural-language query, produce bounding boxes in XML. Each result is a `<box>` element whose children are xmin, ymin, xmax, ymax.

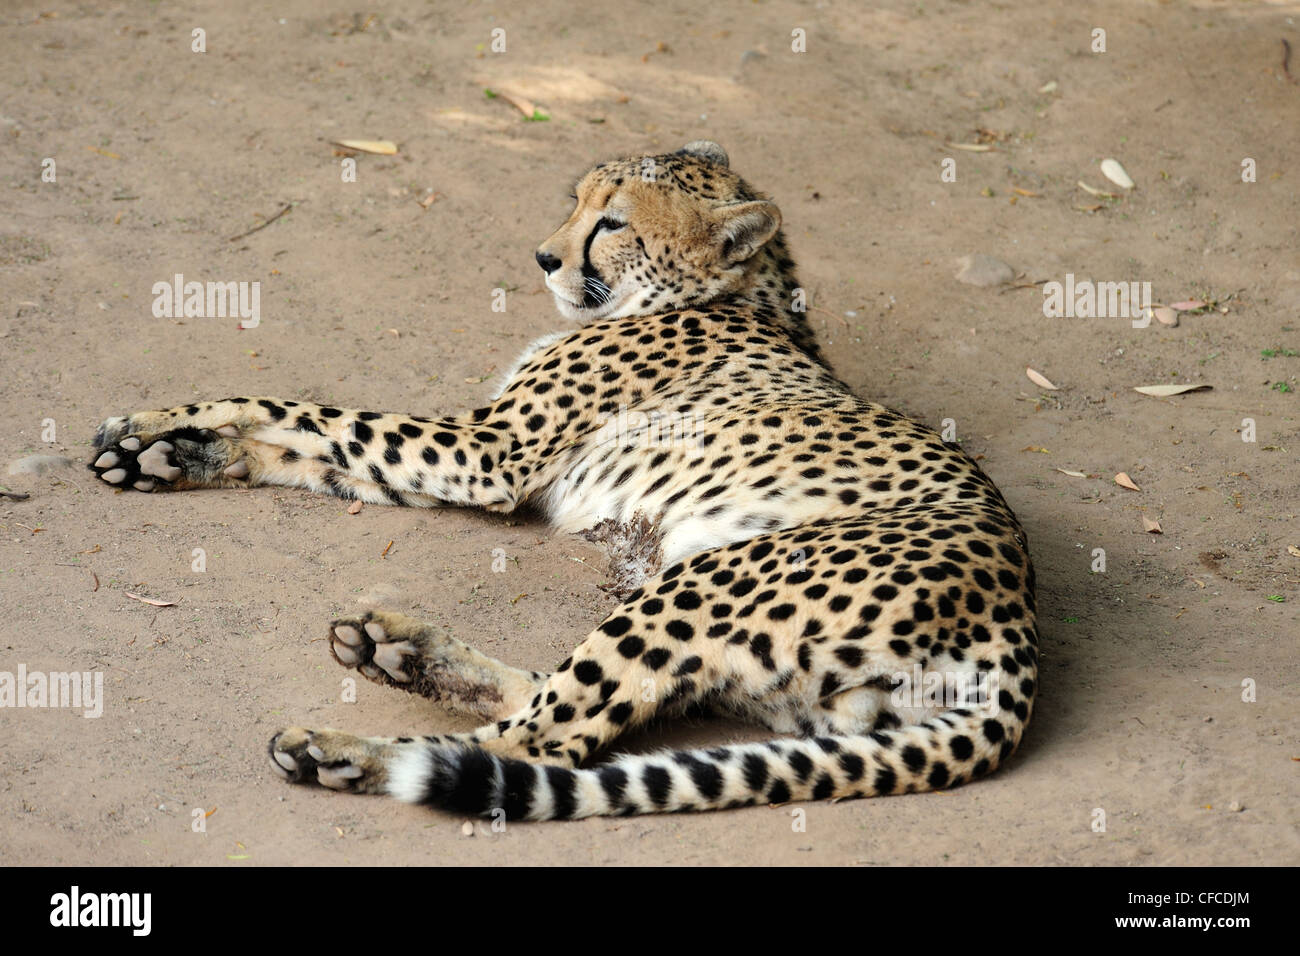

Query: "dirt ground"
<box><xmin>2</xmin><ymin>0</ymin><xmax>1297</xmax><ymax>867</ymax></box>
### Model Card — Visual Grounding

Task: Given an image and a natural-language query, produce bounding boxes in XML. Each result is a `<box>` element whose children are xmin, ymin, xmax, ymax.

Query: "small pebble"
<box><xmin>461</xmin><ymin>820</ymin><xmax>475</xmax><ymax>837</ymax></box>
<box><xmin>1228</xmin><ymin>801</ymin><xmax>1243</xmax><ymax>813</ymax></box>
<box><xmin>8</xmin><ymin>454</ymin><xmax>74</xmax><ymax>476</ymax></box>
<box><xmin>954</xmin><ymin>254</ymin><xmax>1014</xmax><ymax>287</ymax></box>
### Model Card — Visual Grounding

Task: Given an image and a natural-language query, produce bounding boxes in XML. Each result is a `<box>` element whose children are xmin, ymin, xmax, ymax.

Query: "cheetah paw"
<box><xmin>329</xmin><ymin>611</ymin><xmax>420</xmax><ymax>685</ymax></box>
<box><xmin>90</xmin><ymin>422</ymin><xmax>245</xmax><ymax>491</ymax></box>
<box><xmin>267</xmin><ymin>727</ymin><xmax>389</xmax><ymax>793</ymax></box>
<box><xmin>90</xmin><ymin>435</ymin><xmax>183</xmax><ymax>491</ymax></box>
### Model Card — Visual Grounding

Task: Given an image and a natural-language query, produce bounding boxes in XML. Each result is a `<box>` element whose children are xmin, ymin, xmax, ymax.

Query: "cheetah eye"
<box><xmin>595</xmin><ymin>216</ymin><xmax>626</xmax><ymax>233</ymax></box>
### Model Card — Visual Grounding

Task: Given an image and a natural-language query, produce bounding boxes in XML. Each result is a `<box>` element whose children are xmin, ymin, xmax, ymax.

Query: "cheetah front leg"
<box><xmin>91</xmin><ymin>394</ymin><xmax>529</xmax><ymax>508</ymax></box>
<box><xmin>91</xmin><ymin>398</ymin><xmax>391</xmax><ymax>498</ymax></box>
<box><xmin>326</xmin><ymin>609</ymin><xmax>545</xmax><ymax>721</ymax></box>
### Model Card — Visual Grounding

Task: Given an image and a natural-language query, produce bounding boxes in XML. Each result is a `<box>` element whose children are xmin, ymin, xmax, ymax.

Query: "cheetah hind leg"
<box><xmin>328</xmin><ymin>609</ymin><xmax>545</xmax><ymax>721</ymax></box>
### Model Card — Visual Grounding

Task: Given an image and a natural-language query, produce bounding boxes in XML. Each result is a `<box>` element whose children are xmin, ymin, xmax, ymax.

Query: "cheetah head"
<box><xmin>535</xmin><ymin>141</ymin><xmax>784</xmax><ymax>322</ymax></box>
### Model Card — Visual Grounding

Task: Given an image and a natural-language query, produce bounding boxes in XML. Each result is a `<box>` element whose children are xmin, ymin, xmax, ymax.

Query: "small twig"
<box><xmin>0</xmin><ymin>490</ymin><xmax>30</xmax><ymax>500</ymax></box>
<box><xmin>568</xmin><ymin>555</ymin><xmax>603</xmax><ymax>575</ymax></box>
<box><xmin>1000</xmin><ymin>279</ymin><xmax>1050</xmax><ymax>294</ymax></box>
<box><xmin>227</xmin><ymin>202</ymin><xmax>294</xmax><ymax>242</ymax></box>
<box><xmin>53</xmin><ymin>474</ymin><xmax>87</xmax><ymax>495</ymax></box>
<box><xmin>1283</xmin><ymin>39</ymin><xmax>1295</xmax><ymax>84</ymax></box>
<box><xmin>125</xmin><ymin>591</ymin><xmax>177</xmax><ymax>607</ymax></box>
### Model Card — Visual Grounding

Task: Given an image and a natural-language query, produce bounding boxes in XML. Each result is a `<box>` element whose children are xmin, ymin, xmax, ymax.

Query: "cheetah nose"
<box><xmin>535</xmin><ymin>251</ymin><xmax>562</xmax><ymax>275</ymax></box>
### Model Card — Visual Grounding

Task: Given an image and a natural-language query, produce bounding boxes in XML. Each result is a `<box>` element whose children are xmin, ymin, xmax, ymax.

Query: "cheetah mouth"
<box><xmin>548</xmin><ymin>283</ymin><xmax>621</xmax><ymax>320</ymax></box>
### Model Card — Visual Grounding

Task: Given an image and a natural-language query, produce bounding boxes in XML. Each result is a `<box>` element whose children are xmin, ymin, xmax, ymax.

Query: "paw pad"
<box><xmin>89</xmin><ymin>429</ymin><xmax>185</xmax><ymax>492</ymax></box>
<box><xmin>267</xmin><ymin>728</ymin><xmax>372</xmax><ymax>792</ymax></box>
<box><xmin>328</xmin><ymin>615</ymin><xmax>416</xmax><ymax>684</ymax></box>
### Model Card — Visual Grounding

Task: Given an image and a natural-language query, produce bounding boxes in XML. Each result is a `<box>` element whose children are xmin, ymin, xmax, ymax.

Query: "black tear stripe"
<box><xmin>580</xmin><ymin>222</ymin><xmax>608</xmax><ymax>308</ymax></box>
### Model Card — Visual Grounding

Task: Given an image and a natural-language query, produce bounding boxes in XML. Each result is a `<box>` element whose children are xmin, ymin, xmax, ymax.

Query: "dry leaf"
<box><xmin>1152</xmin><ymin>306</ymin><xmax>1178</xmax><ymax>326</ymax></box>
<box><xmin>331</xmin><ymin>139</ymin><xmax>398</xmax><ymax>155</ymax></box>
<box><xmin>1026</xmin><ymin>367</ymin><xmax>1059</xmax><ymax>390</ymax></box>
<box><xmin>347</xmin><ymin>500</ymin><xmax>363</xmax><ymax>515</ymax></box>
<box><xmin>1133</xmin><ymin>384</ymin><xmax>1212</xmax><ymax>397</ymax></box>
<box><xmin>1170</xmin><ymin>300</ymin><xmax>1206</xmax><ymax>311</ymax></box>
<box><xmin>1286</xmin><ymin>545</ymin><xmax>1300</xmax><ymax>558</ymax></box>
<box><xmin>1073</xmin><ymin>203</ymin><xmax>1104</xmax><ymax>213</ymax></box>
<box><xmin>946</xmin><ymin>142</ymin><xmax>994</xmax><ymax>152</ymax></box>
<box><xmin>1011</xmin><ymin>187</ymin><xmax>1041</xmax><ymax>198</ymax></box>
<box><xmin>1021</xmin><ymin>446</ymin><xmax>1050</xmax><ymax>454</ymax></box>
<box><xmin>1100</xmin><ymin>158</ymin><xmax>1135</xmax><ymax>190</ymax></box>
<box><xmin>1114</xmin><ymin>472</ymin><xmax>1141</xmax><ymax>492</ymax></box>
<box><xmin>1142</xmin><ymin>516</ymin><xmax>1163</xmax><ymax>534</ymax></box>
<box><xmin>494</xmin><ymin>90</ymin><xmax>538</xmax><ymax>117</ymax></box>
<box><xmin>125</xmin><ymin>592</ymin><xmax>176</xmax><ymax>607</ymax></box>
<box><xmin>1055</xmin><ymin>468</ymin><xmax>1087</xmax><ymax>478</ymax></box>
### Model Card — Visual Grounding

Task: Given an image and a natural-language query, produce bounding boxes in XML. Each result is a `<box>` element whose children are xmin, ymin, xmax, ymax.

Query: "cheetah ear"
<box><xmin>713</xmin><ymin>200</ymin><xmax>781</xmax><ymax>264</ymax></box>
<box><xmin>678</xmin><ymin>140</ymin><xmax>729</xmax><ymax>167</ymax></box>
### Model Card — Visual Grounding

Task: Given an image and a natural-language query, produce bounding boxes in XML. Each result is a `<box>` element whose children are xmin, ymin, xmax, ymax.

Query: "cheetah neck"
<box><xmin>721</xmin><ymin>234</ymin><xmax>822</xmax><ymax>362</ymax></box>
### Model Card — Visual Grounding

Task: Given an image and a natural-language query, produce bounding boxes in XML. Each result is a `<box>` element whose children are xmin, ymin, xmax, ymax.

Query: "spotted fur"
<box><xmin>93</xmin><ymin>141</ymin><xmax>1038</xmax><ymax>820</ymax></box>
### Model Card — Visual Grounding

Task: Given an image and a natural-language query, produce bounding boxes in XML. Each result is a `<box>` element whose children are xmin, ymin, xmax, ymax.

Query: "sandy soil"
<box><xmin>1</xmin><ymin>0</ymin><xmax>1297</xmax><ymax>866</ymax></box>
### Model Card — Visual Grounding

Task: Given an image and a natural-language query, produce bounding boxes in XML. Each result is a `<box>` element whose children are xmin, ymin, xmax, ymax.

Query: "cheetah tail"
<box><xmin>385</xmin><ymin>707</ymin><xmax>1028</xmax><ymax>820</ymax></box>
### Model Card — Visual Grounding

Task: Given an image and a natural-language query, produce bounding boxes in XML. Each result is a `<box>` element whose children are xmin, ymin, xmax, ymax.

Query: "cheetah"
<box><xmin>91</xmin><ymin>141</ymin><xmax>1038</xmax><ymax>819</ymax></box>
